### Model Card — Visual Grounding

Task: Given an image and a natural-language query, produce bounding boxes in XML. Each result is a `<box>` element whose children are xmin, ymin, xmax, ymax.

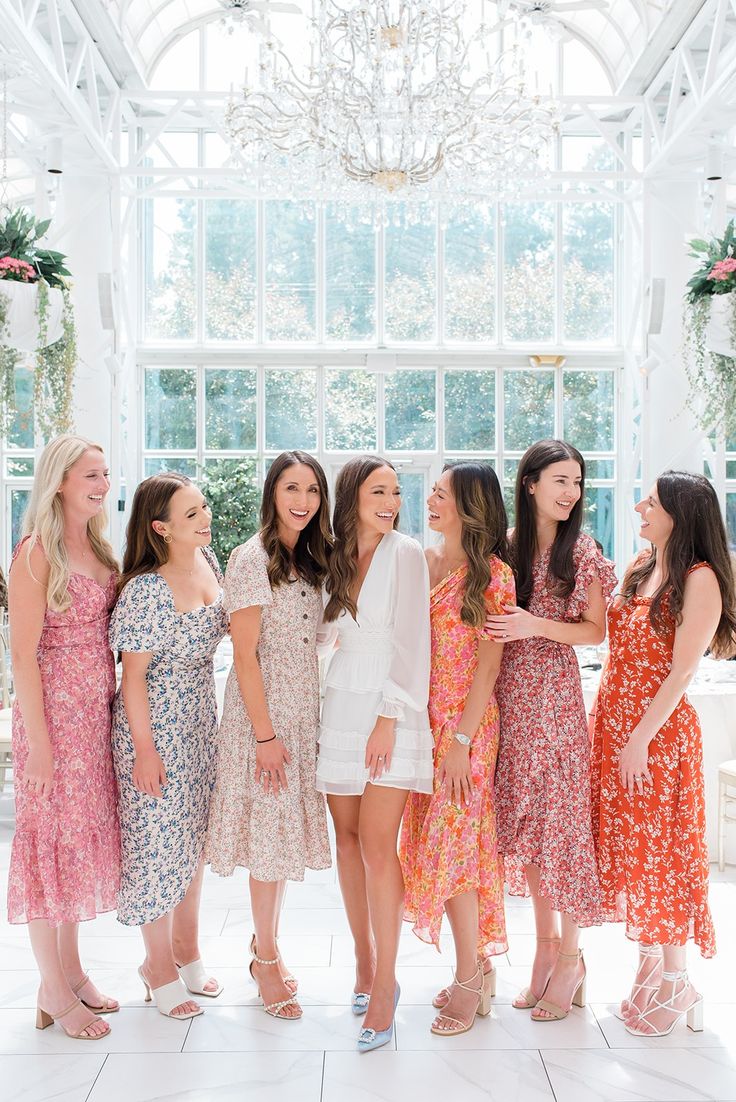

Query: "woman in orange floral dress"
<box><xmin>591</xmin><ymin>471</ymin><xmax>736</xmax><ymax>1037</ymax></box>
<box><xmin>401</xmin><ymin>462</ymin><xmax>514</xmax><ymax>1037</ymax></box>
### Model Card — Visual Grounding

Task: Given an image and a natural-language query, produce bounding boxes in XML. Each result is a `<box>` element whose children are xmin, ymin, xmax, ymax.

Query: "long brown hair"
<box><xmin>621</xmin><ymin>470</ymin><xmax>736</xmax><ymax>658</ymax></box>
<box><xmin>512</xmin><ymin>439</ymin><xmax>585</xmax><ymax>609</ymax></box>
<box><xmin>260</xmin><ymin>451</ymin><xmax>332</xmax><ymax>588</ymax></box>
<box><xmin>118</xmin><ymin>472</ymin><xmax>191</xmax><ymax>594</ymax></box>
<box><xmin>444</xmin><ymin>462</ymin><xmax>510</xmax><ymax>627</ymax></box>
<box><xmin>324</xmin><ymin>455</ymin><xmax>399</xmax><ymax>622</ymax></box>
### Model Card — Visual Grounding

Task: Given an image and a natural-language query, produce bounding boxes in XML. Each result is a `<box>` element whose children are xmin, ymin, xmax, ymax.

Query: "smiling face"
<box><xmin>152</xmin><ymin>483</ymin><xmax>213</xmax><ymax>548</ymax></box>
<box><xmin>427</xmin><ymin>468</ymin><xmax>461</xmax><ymax>540</ymax></box>
<box><xmin>527</xmin><ymin>459</ymin><xmax>582</xmax><ymax>527</ymax></box>
<box><xmin>357</xmin><ymin>464</ymin><xmax>401</xmax><ymax>538</ymax></box>
<box><xmin>273</xmin><ymin>462</ymin><xmax>321</xmax><ymax>543</ymax></box>
<box><xmin>635</xmin><ymin>483</ymin><xmax>674</xmax><ymax>548</ymax></box>
<box><xmin>58</xmin><ymin>447</ymin><xmax>110</xmax><ymax>521</ymax></box>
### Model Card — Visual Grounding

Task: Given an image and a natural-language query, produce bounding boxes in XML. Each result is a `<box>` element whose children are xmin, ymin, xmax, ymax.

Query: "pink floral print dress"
<box><xmin>494</xmin><ymin>533</ymin><xmax>617</xmax><ymax>927</ymax></box>
<box><xmin>7</xmin><ymin>539</ymin><xmax>120</xmax><ymax>926</ymax></box>
<box><xmin>400</xmin><ymin>557</ymin><xmax>515</xmax><ymax>955</ymax></box>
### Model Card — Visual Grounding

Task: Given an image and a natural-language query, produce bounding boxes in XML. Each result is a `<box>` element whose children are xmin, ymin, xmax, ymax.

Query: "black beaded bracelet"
<box><xmin>256</xmin><ymin>735</ymin><xmax>277</xmax><ymax>744</ymax></box>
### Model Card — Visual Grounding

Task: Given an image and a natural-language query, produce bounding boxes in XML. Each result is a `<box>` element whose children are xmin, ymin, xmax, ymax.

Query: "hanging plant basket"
<box><xmin>0</xmin><ymin>279</ymin><xmax>65</xmax><ymax>351</ymax></box>
<box><xmin>705</xmin><ymin>293</ymin><xmax>736</xmax><ymax>359</ymax></box>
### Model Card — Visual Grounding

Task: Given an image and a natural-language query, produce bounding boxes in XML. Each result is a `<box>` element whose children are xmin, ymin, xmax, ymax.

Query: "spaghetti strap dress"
<box><xmin>590</xmin><ymin>558</ymin><xmax>716</xmax><ymax>957</ymax></box>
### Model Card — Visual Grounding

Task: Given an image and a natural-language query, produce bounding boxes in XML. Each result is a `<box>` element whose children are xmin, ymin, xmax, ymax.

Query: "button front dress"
<box><xmin>109</xmin><ymin>546</ymin><xmax>228</xmax><ymax>925</ymax></box>
<box><xmin>316</xmin><ymin>529</ymin><xmax>434</xmax><ymax>796</ymax></box>
<box><xmin>205</xmin><ymin>534</ymin><xmax>331</xmax><ymax>882</ymax></box>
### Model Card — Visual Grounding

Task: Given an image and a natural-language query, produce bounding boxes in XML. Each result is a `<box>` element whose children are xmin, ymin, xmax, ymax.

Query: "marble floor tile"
<box><xmin>0</xmin><ymin>1053</ymin><xmax>106</xmax><ymax>1102</ymax></box>
<box><xmin>183</xmin><ymin>1004</ymin><xmax>381</xmax><ymax>1052</ymax></box>
<box><xmin>395</xmin><ymin>1000</ymin><xmax>607</xmax><ymax>1050</ymax></box>
<box><xmin>322</xmin><ymin>1049</ymin><xmax>555</xmax><ymax>1102</ymax></box>
<box><xmin>542</xmin><ymin>1046</ymin><xmax>736</xmax><ymax>1102</ymax></box>
<box><xmin>0</xmin><ymin>1007</ymin><xmax>189</xmax><ymax>1055</ymax></box>
<box><xmin>222</xmin><ymin>906</ymin><xmax>351</xmax><ymax>937</ymax></box>
<box><xmin>88</xmin><ymin>1050</ymin><xmax>324</xmax><ymax>1102</ymax></box>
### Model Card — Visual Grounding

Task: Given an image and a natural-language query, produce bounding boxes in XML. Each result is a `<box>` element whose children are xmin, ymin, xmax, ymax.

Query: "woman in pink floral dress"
<box><xmin>487</xmin><ymin>440</ymin><xmax>616</xmax><ymax>1022</ymax></box>
<box><xmin>401</xmin><ymin>462</ymin><xmax>514</xmax><ymax>1037</ymax></box>
<box><xmin>7</xmin><ymin>435</ymin><xmax>120</xmax><ymax>1041</ymax></box>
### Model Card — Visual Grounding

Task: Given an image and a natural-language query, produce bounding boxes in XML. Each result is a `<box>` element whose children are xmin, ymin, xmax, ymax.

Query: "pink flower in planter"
<box><xmin>708</xmin><ymin>257</ymin><xmax>736</xmax><ymax>281</ymax></box>
<box><xmin>0</xmin><ymin>256</ymin><xmax>37</xmax><ymax>281</ymax></box>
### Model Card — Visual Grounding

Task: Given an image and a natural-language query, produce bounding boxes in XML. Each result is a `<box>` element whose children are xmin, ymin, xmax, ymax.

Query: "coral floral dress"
<box><xmin>494</xmin><ymin>533</ymin><xmax>617</xmax><ymax>927</ymax></box>
<box><xmin>590</xmin><ymin>558</ymin><xmax>716</xmax><ymax>957</ymax></box>
<box><xmin>400</xmin><ymin>557</ymin><xmax>515</xmax><ymax>956</ymax></box>
<box><xmin>7</xmin><ymin>539</ymin><xmax>120</xmax><ymax>926</ymax></box>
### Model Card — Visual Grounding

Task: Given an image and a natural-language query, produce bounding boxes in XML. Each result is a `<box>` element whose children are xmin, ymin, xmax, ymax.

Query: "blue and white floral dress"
<box><xmin>109</xmin><ymin>546</ymin><xmax>228</xmax><ymax>925</ymax></box>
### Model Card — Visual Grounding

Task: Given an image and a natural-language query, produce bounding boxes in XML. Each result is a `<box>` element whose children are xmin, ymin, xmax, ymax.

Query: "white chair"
<box><xmin>0</xmin><ymin>706</ymin><xmax>12</xmax><ymax>796</ymax></box>
<box><xmin>718</xmin><ymin>759</ymin><xmax>736</xmax><ymax>872</ymax></box>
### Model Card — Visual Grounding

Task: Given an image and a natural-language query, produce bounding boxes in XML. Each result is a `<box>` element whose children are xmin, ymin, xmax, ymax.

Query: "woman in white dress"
<box><xmin>317</xmin><ymin>455</ymin><xmax>433</xmax><ymax>1052</ymax></box>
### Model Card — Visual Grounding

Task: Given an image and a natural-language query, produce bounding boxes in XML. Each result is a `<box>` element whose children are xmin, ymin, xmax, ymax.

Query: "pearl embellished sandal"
<box><xmin>249</xmin><ymin>953</ymin><xmax>302</xmax><ymax>1019</ymax></box>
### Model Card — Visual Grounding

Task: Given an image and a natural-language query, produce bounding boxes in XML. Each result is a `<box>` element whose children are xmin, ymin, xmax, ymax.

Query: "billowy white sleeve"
<box><xmin>316</xmin><ymin>591</ymin><xmax>339</xmax><ymax>658</ymax></box>
<box><xmin>377</xmin><ymin>536</ymin><xmax>430</xmax><ymax>720</ymax></box>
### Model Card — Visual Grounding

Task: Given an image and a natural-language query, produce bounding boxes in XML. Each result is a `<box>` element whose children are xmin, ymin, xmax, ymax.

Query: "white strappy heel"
<box><xmin>624</xmin><ymin>970</ymin><xmax>704</xmax><ymax>1037</ymax></box>
<box><xmin>613</xmin><ymin>943</ymin><xmax>662</xmax><ymax>1021</ymax></box>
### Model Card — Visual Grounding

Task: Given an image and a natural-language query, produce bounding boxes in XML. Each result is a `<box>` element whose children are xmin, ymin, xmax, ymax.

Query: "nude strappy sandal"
<box><xmin>36</xmin><ymin>997</ymin><xmax>110</xmax><ymax>1040</ymax></box>
<box><xmin>71</xmin><ymin>973</ymin><xmax>119</xmax><ymax>1014</ymax></box>
<box><xmin>430</xmin><ymin>966</ymin><xmax>492</xmax><ymax>1037</ymax></box>
<box><xmin>513</xmin><ymin>935</ymin><xmax>560</xmax><ymax>1010</ymax></box>
<box><xmin>531</xmin><ymin>949</ymin><xmax>586</xmax><ymax>1022</ymax></box>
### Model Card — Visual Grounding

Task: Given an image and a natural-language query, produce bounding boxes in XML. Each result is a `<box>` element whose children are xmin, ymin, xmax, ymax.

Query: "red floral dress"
<box><xmin>7</xmin><ymin>539</ymin><xmax>120</xmax><ymax>926</ymax></box>
<box><xmin>590</xmin><ymin>559</ymin><xmax>716</xmax><ymax>956</ymax></box>
<box><xmin>400</xmin><ymin>557</ymin><xmax>515</xmax><ymax>956</ymax></box>
<box><xmin>494</xmin><ymin>533</ymin><xmax>617</xmax><ymax>926</ymax></box>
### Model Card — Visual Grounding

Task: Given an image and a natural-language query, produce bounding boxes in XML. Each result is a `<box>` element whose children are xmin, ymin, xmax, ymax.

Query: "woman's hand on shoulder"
<box><xmin>485</xmin><ymin>605</ymin><xmax>540</xmax><ymax>642</ymax></box>
<box><xmin>20</xmin><ymin>740</ymin><xmax>54</xmax><ymax>797</ymax></box>
<box><xmin>255</xmin><ymin>736</ymin><xmax>291</xmax><ymax>794</ymax></box>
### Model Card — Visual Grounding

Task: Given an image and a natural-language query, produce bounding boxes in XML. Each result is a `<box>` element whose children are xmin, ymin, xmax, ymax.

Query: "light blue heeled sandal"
<box><xmin>357</xmin><ymin>983</ymin><xmax>400</xmax><ymax>1053</ymax></box>
<box><xmin>352</xmin><ymin>991</ymin><xmax>370</xmax><ymax>1016</ymax></box>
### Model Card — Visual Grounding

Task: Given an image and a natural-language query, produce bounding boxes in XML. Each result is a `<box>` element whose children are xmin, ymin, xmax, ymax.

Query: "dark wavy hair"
<box><xmin>621</xmin><ymin>470</ymin><xmax>736</xmax><ymax>658</ymax></box>
<box><xmin>444</xmin><ymin>462</ymin><xmax>510</xmax><ymax>627</ymax></box>
<box><xmin>324</xmin><ymin>454</ymin><xmax>399</xmax><ymax>622</ymax></box>
<box><xmin>260</xmin><ymin>451</ymin><xmax>332</xmax><ymax>589</ymax></box>
<box><xmin>118</xmin><ymin>472</ymin><xmax>191</xmax><ymax>594</ymax></box>
<box><xmin>512</xmin><ymin>439</ymin><xmax>585</xmax><ymax>609</ymax></box>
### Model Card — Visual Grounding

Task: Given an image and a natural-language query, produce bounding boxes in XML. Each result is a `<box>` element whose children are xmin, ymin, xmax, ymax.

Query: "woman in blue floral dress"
<box><xmin>110</xmin><ymin>473</ymin><xmax>228</xmax><ymax>1020</ymax></box>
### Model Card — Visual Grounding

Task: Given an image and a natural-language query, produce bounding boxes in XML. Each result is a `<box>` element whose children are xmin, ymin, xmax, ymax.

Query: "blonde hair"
<box><xmin>23</xmin><ymin>434</ymin><xmax>118</xmax><ymax>612</ymax></box>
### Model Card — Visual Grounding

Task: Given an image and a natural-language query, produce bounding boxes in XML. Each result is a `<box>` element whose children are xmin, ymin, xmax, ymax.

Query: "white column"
<box><xmin>640</xmin><ymin>179</ymin><xmax>704</xmax><ymax>488</ymax></box>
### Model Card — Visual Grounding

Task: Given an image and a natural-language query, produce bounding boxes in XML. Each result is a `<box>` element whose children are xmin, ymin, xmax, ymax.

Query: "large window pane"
<box><xmin>503</xmin><ymin>203</ymin><xmax>555</xmax><ymax>342</ymax></box>
<box><xmin>265</xmin><ymin>201</ymin><xmax>316</xmax><ymax>341</ymax></box>
<box><xmin>385</xmin><ymin>370</ymin><xmax>436</xmax><ymax>450</ymax></box>
<box><xmin>444</xmin><ymin>370</ymin><xmax>496</xmax><ymax>451</ymax></box>
<box><xmin>563</xmin><ymin>203</ymin><xmax>614</xmax><ymax>341</ymax></box>
<box><xmin>145</xmin><ymin>368</ymin><xmax>197</xmax><ymax>450</ymax></box>
<box><xmin>503</xmin><ymin>370</ymin><xmax>554</xmax><ymax>450</ymax></box>
<box><xmin>144</xmin><ymin>457</ymin><xmax>198</xmax><ymax>477</ymax></box>
<box><xmin>444</xmin><ymin>206</ymin><xmax>495</xmax><ymax>342</ymax></box>
<box><xmin>11</xmin><ymin>488</ymin><xmax>30</xmax><ymax>548</ymax></box>
<box><xmin>265</xmin><ymin>369</ymin><xmax>317</xmax><ymax>450</ymax></box>
<box><xmin>727</xmin><ymin>492</ymin><xmax>736</xmax><ymax>551</ymax></box>
<box><xmin>325</xmin><ymin>206</ymin><xmax>376</xmax><ymax>341</ymax></box>
<box><xmin>584</xmin><ymin>485</ymin><xmax>615</xmax><ymax>560</ymax></box>
<box><xmin>384</xmin><ymin>212</ymin><xmax>436</xmax><ymax>342</ymax></box>
<box><xmin>205</xmin><ymin>369</ymin><xmax>257</xmax><ymax>450</ymax></box>
<box><xmin>324</xmin><ymin>370</ymin><xmax>377</xmax><ymax>451</ymax></box>
<box><xmin>397</xmin><ymin>471</ymin><xmax>426</xmax><ymax>542</ymax></box>
<box><xmin>205</xmin><ymin>200</ymin><xmax>256</xmax><ymax>340</ymax></box>
<box><xmin>563</xmin><ymin>370</ymin><xmax>615</xmax><ymax>451</ymax></box>
<box><xmin>144</xmin><ymin>198</ymin><xmax>196</xmax><ymax>341</ymax></box>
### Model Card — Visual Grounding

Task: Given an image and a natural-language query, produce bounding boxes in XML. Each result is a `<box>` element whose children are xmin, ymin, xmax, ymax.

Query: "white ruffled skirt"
<box><xmin>316</xmin><ymin>642</ymin><xmax>433</xmax><ymax>797</ymax></box>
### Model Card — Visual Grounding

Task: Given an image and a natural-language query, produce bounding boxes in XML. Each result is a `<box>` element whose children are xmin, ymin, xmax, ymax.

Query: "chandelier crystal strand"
<box><xmin>225</xmin><ymin>0</ymin><xmax>558</xmax><ymax>208</ymax></box>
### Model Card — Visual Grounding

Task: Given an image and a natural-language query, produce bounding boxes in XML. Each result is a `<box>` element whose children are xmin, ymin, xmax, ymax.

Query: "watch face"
<box><xmin>454</xmin><ymin>732</ymin><xmax>471</xmax><ymax>746</ymax></box>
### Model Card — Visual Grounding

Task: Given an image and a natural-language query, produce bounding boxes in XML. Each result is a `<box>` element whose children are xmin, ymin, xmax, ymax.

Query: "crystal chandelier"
<box><xmin>225</xmin><ymin>0</ymin><xmax>558</xmax><ymax>202</ymax></box>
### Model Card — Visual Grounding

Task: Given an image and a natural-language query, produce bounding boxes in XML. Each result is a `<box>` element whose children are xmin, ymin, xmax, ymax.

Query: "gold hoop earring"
<box><xmin>163</xmin><ymin>534</ymin><xmax>172</xmax><ymax>544</ymax></box>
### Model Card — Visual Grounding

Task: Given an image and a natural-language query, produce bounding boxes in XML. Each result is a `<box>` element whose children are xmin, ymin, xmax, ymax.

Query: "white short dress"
<box><xmin>316</xmin><ymin>529</ymin><xmax>433</xmax><ymax>797</ymax></box>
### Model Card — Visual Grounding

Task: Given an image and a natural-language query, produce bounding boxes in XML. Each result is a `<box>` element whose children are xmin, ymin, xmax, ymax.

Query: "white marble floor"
<box><xmin>1</xmin><ymin>789</ymin><xmax>735</xmax><ymax>1102</ymax></box>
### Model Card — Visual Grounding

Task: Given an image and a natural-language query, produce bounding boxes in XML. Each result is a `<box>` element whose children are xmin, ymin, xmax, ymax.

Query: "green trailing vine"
<box><xmin>0</xmin><ymin>206</ymin><xmax>77</xmax><ymax>438</ymax></box>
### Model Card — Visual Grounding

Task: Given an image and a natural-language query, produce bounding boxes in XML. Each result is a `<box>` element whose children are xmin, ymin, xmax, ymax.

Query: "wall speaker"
<box><xmin>98</xmin><ymin>273</ymin><xmax>116</xmax><ymax>331</ymax></box>
<box><xmin>646</xmin><ymin>278</ymin><xmax>666</xmax><ymax>335</ymax></box>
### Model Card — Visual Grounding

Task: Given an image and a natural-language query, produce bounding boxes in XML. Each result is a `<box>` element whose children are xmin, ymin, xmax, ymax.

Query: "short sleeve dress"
<box><xmin>494</xmin><ymin>533</ymin><xmax>617</xmax><ymax>927</ymax></box>
<box><xmin>316</xmin><ymin>529</ymin><xmax>434</xmax><ymax>796</ymax></box>
<box><xmin>7</xmin><ymin>540</ymin><xmax>120</xmax><ymax>926</ymax></box>
<box><xmin>205</xmin><ymin>534</ymin><xmax>331</xmax><ymax>882</ymax></box>
<box><xmin>401</xmin><ymin>556</ymin><xmax>516</xmax><ymax>956</ymax></box>
<box><xmin>590</xmin><ymin>558</ymin><xmax>716</xmax><ymax>957</ymax></box>
<box><xmin>109</xmin><ymin>545</ymin><xmax>228</xmax><ymax>925</ymax></box>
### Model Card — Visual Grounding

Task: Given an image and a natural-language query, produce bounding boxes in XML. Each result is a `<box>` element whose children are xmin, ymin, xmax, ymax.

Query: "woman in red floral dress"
<box><xmin>487</xmin><ymin>439</ymin><xmax>616</xmax><ymax>1022</ymax></box>
<box><xmin>591</xmin><ymin>471</ymin><xmax>736</xmax><ymax>1037</ymax></box>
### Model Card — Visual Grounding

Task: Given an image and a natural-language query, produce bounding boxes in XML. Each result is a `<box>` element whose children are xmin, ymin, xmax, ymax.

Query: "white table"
<box><xmin>582</xmin><ymin>661</ymin><xmax>736</xmax><ymax>865</ymax></box>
